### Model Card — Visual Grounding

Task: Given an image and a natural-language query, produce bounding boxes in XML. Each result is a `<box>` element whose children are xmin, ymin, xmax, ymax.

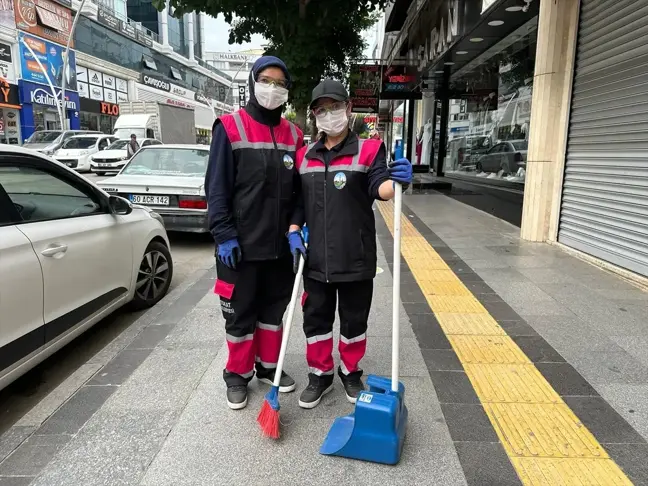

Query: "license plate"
<box><xmin>130</xmin><ymin>194</ymin><xmax>169</xmax><ymax>205</ymax></box>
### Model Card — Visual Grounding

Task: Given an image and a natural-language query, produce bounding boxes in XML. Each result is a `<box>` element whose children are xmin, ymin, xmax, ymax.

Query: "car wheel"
<box><xmin>130</xmin><ymin>241</ymin><xmax>173</xmax><ymax>310</ymax></box>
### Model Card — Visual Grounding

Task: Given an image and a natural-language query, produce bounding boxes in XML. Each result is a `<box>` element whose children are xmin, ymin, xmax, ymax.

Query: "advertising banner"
<box><xmin>349</xmin><ymin>64</ymin><xmax>380</xmax><ymax>113</ymax></box>
<box><xmin>19</xmin><ymin>32</ymin><xmax>77</xmax><ymax>91</ymax></box>
<box><xmin>77</xmin><ymin>65</ymin><xmax>127</xmax><ymax>103</ymax></box>
<box><xmin>19</xmin><ymin>79</ymin><xmax>80</xmax><ymax>111</ymax></box>
<box><xmin>0</xmin><ymin>0</ymin><xmax>15</xmax><ymax>29</ymax></box>
<box><xmin>0</xmin><ymin>42</ymin><xmax>15</xmax><ymax>83</ymax></box>
<box><xmin>380</xmin><ymin>65</ymin><xmax>421</xmax><ymax>100</ymax></box>
<box><xmin>238</xmin><ymin>85</ymin><xmax>246</xmax><ymax>108</ymax></box>
<box><xmin>14</xmin><ymin>0</ymin><xmax>73</xmax><ymax>47</ymax></box>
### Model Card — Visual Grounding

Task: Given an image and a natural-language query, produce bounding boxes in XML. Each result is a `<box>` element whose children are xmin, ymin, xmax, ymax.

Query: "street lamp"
<box><xmin>60</xmin><ymin>0</ymin><xmax>89</xmax><ymax>130</ymax></box>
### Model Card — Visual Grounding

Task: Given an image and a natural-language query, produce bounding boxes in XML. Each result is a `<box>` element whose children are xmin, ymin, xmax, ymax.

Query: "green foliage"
<box><xmin>153</xmin><ymin>0</ymin><xmax>386</xmax><ymax>118</ymax></box>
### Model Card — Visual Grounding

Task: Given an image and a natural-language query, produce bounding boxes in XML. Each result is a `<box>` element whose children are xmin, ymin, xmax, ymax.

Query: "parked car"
<box><xmin>22</xmin><ymin>130</ymin><xmax>103</xmax><ymax>155</ymax></box>
<box><xmin>90</xmin><ymin>138</ymin><xmax>163</xmax><ymax>176</ymax></box>
<box><xmin>97</xmin><ymin>144</ymin><xmax>209</xmax><ymax>233</ymax></box>
<box><xmin>0</xmin><ymin>145</ymin><xmax>173</xmax><ymax>391</ymax></box>
<box><xmin>475</xmin><ymin>140</ymin><xmax>528</xmax><ymax>175</ymax></box>
<box><xmin>53</xmin><ymin>134</ymin><xmax>118</xmax><ymax>172</ymax></box>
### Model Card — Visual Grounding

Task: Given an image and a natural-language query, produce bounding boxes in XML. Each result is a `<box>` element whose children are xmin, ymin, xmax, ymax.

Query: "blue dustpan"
<box><xmin>320</xmin><ymin>184</ymin><xmax>408</xmax><ymax>465</ymax></box>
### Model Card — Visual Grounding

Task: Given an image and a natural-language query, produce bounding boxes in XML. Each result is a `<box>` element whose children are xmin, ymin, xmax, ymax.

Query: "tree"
<box><xmin>153</xmin><ymin>0</ymin><xmax>386</xmax><ymax>132</ymax></box>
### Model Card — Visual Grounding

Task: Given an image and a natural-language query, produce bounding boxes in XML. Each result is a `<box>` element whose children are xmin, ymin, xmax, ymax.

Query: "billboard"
<box><xmin>14</xmin><ymin>0</ymin><xmax>73</xmax><ymax>47</ymax></box>
<box><xmin>19</xmin><ymin>32</ymin><xmax>77</xmax><ymax>91</ymax></box>
<box><xmin>349</xmin><ymin>64</ymin><xmax>380</xmax><ymax>113</ymax></box>
<box><xmin>381</xmin><ymin>65</ymin><xmax>421</xmax><ymax>100</ymax></box>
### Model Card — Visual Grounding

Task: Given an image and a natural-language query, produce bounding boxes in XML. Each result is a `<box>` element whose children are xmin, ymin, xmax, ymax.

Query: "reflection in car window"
<box><xmin>62</xmin><ymin>138</ymin><xmax>99</xmax><ymax>149</ymax></box>
<box><xmin>0</xmin><ymin>166</ymin><xmax>102</xmax><ymax>222</ymax></box>
<box><xmin>511</xmin><ymin>141</ymin><xmax>528</xmax><ymax>151</ymax></box>
<box><xmin>108</xmin><ymin>140</ymin><xmax>129</xmax><ymax>150</ymax></box>
<box><xmin>26</xmin><ymin>131</ymin><xmax>61</xmax><ymax>143</ymax></box>
<box><xmin>122</xmin><ymin>148</ymin><xmax>209</xmax><ymax>177</ymax></box>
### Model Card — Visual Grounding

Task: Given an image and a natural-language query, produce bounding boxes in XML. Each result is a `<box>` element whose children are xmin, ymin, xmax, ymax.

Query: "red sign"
<box><xmin>166</xmin><ymin>98</ymin><xmax>193</xmax><ymax>109</ymax></box>
<box><xmin>349</xmin><ymin>64</ymin><xmax>380</xmax><ymax>114</ymax></box>
<box><xmin>15</xmin><ymin>0</ymin><xmax>73</xmax><ymax>47</ymax></box>
<box><xmin>393</xmin><ymin>116</ymin><xmax>404</xmax><ymax>123</ymax></box>
<box><xmin>100</xmin><ymin>101</ymin><xmax>119</xmax><ymax>116</ymax></box>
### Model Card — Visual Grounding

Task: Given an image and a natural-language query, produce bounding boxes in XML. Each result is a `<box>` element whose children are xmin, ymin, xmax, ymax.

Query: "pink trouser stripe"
<box><xmin>255</xmin><ymin>323</ymin><xmax>282</xmax><ymax>367</ymax></box>
<box><xmin>226</xmin><ymin>339</ymin><xmax>256</xmax><ymax>376</ymax></box>
<box><xmin>306</xmin><ymin>337</ymin><xmax>334</xmax><ymax>375</ymax></box>
<box><xmin>338</xmin><ymin>336</ymin><xmax>367</xmax><ymax>375</ymax></box>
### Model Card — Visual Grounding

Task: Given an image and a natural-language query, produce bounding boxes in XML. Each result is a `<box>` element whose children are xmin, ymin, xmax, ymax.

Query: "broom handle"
<box><xmin>273</xmin><ymin>253</ymin><xmax>305</xmax><ymax>387</ymax></box>
<box><xmin>391</xmin><ymin>183</ymin><xmax>402</xmax><ymax>393</ymax></box>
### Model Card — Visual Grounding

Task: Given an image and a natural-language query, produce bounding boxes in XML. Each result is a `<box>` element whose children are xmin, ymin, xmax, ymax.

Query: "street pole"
<box><xmin>224</xmin><ymin>60</ymin><xmax>248</xmax><ymax>107</ymax></box>
<box><xmin>60</xmin><ymin>0</ymin><xmax>88</xmax><ymax>130</ymax></box>
<box><xmin>21</xmin><ymin>37</ymin><xmax>65</xmax><ymax>130</ymax></box>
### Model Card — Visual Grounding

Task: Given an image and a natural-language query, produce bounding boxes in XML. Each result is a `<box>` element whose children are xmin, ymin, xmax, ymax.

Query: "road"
<box><xmin>0</xmin><ymin>173</ymin><xmax>215</xmax><ymax>436</ymax></box>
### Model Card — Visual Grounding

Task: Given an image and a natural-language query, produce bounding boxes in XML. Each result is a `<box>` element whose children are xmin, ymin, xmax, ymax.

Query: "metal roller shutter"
<box><xmin>558</xmin><ymin>0</ymin><xmax>648</xmax><ymax>276</ymax></box>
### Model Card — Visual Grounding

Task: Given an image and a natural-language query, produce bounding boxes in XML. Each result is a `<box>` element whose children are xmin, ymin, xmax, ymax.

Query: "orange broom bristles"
<box><xmin>257</xmin><ymin>399</ymin><xmax>281</xmax><ymax>439</ymax></box>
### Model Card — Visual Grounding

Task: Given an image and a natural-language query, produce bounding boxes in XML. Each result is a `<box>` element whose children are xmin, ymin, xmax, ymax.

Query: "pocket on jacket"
<box><xmin>214</xmin><ymin>279</ymin><xmax>235</xmax><ymax>300</ymax></box>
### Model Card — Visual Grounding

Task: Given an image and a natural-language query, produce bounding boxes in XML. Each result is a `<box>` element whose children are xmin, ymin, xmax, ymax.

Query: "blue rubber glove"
<box><xmin>217</xmin><ymin>238</ymin><xmax>241</xmax><ymax>269</ymax></box>
<box><xmin>388</xmin><ymin>158</ymin><xmax>413</xmax><ymax>188</ymax></box>
<box><xmin>287</xmin><ymin>230</ymin><xmax>306</xmax><ymax>273</ymax></box>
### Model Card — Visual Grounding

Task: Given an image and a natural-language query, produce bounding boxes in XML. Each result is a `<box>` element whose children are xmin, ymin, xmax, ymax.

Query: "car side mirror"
<box><xmin>109</xmin><ymin>195</ymin><xmax>133</xmax><ymax>215</ymax></box>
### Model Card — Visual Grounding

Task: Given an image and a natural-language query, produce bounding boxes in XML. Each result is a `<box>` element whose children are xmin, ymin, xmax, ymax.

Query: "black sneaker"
<box><xmin>338</xmin><ymin>367</ymin><xmax>365</xmax><ymax>404</ymax></box>
<box><xmin>226</xmin><ymin>385</ymin><xmax>248</xmax><ymax>410</ymax></box>
<box><xmin>298</xmin><ymin>374</ymin><xmax>334</xmax><ymax>409</ymax></box>
<box><xmin>256</xmin><ymin>367</ymin><xmax>296</xmax><ymax>393</ymax></box>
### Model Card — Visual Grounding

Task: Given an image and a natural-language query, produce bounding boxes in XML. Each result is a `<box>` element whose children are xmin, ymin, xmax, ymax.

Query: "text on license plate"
<box><xmin>130</xmin><ymin>194</ymin><xmax>169</xmax><ymax>205</ymax></box>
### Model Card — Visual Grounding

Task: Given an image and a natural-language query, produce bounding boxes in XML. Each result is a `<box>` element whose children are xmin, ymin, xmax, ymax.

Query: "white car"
<box><xmin>0</xmin><ymin>146</ymin><xmax>173</xmax><ymax>392</ymax></box>
<box><xmin>53</xmin><ymin>134</ymin><xmax>118</xmax><ymax>172</ymax></box>
<box><xmin>97</xmin><ymin>144</ymin><xmax>209</xmax><ymax>233</ymax></box>
<box><xmin>90</xmin><ymin>138</ymin><xmax>163</xmax><ymax>176</ymax></box>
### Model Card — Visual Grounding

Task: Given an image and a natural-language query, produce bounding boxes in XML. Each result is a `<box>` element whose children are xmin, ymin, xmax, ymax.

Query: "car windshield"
<box><xmin>26</xmin><ymin>131</ymin><xmax>61</xmax><ymax>143</ymax></box>
<box><xmin>511</xmin><ymin>141</ymin><xmax>528</xmax><ymax>151</ymax></box>
<box><xmin>122</xmin><ymin>148</ymin><xmax>209</xmax><ymax>177</ymax></box>
<box><xmin>108</xmin><ymin>140</ymin><xmax>129</xmax><ymax>150</ymax></box>
<box><xmin>62</xmin><ymin>137</ymin><xmax>99</xmax><ymax>149</ymax></box>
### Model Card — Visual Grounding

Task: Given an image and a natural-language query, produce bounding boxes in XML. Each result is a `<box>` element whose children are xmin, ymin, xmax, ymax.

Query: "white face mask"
<box><xmin>315</xmin><ymin>108</ymin><xmax>349</xmax><ymax>136</ymax></box>
<box><xmin>254</xmin><ymin>82</ymin><xmax>289</xmax><ymax>110</ymax></box>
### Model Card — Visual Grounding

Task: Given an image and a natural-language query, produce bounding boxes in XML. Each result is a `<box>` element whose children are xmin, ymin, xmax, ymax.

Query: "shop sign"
<box><xmin>97</xmin><ymin>5</ymin><xmax>119</xmax><ymax>31</ymax></box>
<box><xmin>380</xmin><ymin>65</ymin><xmax>420</xmax><ymax>100</ymax></box>
<box><xmin>141</xmin><ymin>74</ymin><xmax>170</xmax><ymax>92</ymax></box>
<box><xmin>19</xmin><ymin>33</ymin><xmax>77</xmax><ymax>90</ymax></box>
<box><xmin>101</xmin><ymin>101</ymin><xmax>119</xmax><ymax>116</ymax></box>
<box><xmin>349</xmin><ymin>64</ymin><xmax>380</xmax><ymax>114</ymax></box>
<box><xmin>136</xmin><ymin>29</ymin><xmax>153</xmax><ymax>48</ymax></box>
<box><xmin>76</xmin><ymin>65</ymin><xmax>127</xmax><ymax>103</ymax></box>
<box><xmin>20</xmin><ymin>80</ymin><xmax>80</xmax><ymax>110</ymax></box>
<box><xmin>170</xmin><ymin>83</ymin><xmax>194</xmax><ymax>100</ymax></box>
<box><xmin>0</xmin><ymin>42</ymin><xmax>15</xmax><ymax>84</ymax></box>
<box><xmin>238</xmin><ymin>85</ymin><xmax>245</xmax><ymax>108</ymax></box>
<box><xmin>14</xmin><ymin>0</ymin><xmax>73</xmax><ymax>47</ymax></box>
<box><xmin>0</xmin><ymin>0</ymin><xmax>16</xmax><ymax>30</ymax></box>
<box><xmin>0</xmin><ymin>81</ymin><xmax>20</xmax><ymax>109</ymax></box>
<box><xmin>79</xmin><ymin>97</ymin><xmax>119</xmax><ymax>116</ymax></box>
<box><xmin>211</xmin><ymin>52</ymin><xmax>258</xmax><ymax>62</ymax></box>
<box><xmin>412</xmin><ymin>0</ymin><xmax>461</xmax><ymax>72</ymax></box>
<box><xmin>119</xmin><ymin>20</ymin><xmax>137</xmax><ymax>41</ymax></box>
<box><xmin>165</xmin><ymin>98</ymin><xmax>193</xmax><ymax>109</ymax></box>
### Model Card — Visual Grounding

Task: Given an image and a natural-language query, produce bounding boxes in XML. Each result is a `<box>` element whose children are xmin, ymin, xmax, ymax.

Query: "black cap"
<box><xmin>310</xmin><ymin>79</ymin><xmax>348</xmax><ymax>109</ymax></box>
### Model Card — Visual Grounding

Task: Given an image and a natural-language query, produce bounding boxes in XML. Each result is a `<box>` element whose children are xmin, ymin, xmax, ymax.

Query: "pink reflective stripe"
<box><xmin>226</xmin><ymin>339</ymin><xmax>256</xmax><ymax>376</ymax></box>
<box><xmin>229</xmin><ymin>110</ymin><xmax>298</xmax><ymax>151</ymax></box>
<box><xmin>232</xmin><ymin>112</ymin><xmax>248</xmax><ymax>143</ymax></box>
<box><xmin>357</xmin><ymin>138</ymin><xmax>382</xmax><ymax>168</ymax></box>
<box><xmin>306</xmin><ymin>338</ymin><xmax>334</xmax><ymax>375</ymax></box>
<box><xmin>255</xmin><ymin>325</ymin><xmax>282</xmax><ymax>367</ymax></box>
<box><xmin>338</xmin><ymin>337</ymin><xmax>367</xmax><ymax>375</ymax></box>
<box><xmin>220</xmin><ymin>114</ymin><xmax>243</xmax><ymax>143</ymax></box>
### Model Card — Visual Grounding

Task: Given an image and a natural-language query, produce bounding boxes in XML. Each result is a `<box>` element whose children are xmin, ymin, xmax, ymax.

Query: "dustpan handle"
<box><xmin>391</xmin><ymin>183</ymin><xmax>402</xmax><ymax>393</ymax></box>
<box><xmin>273</xmin><ymin>246</ymin><xmax>306</xmax><ymax>387</ymax></box>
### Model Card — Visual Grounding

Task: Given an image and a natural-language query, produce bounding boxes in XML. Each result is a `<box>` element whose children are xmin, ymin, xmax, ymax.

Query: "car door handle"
<box><xmin>41</xmin><ymin>244</ymin><xmax>68</xmax><ymax>257</ymax></box>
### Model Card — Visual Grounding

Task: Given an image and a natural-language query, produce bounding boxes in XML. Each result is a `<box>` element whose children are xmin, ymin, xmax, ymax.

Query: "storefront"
<box><xmin>18</xmin><ymin>80</ymin><xmax>80</xmax><ymax>138</ymax></box>
<box><xmin>0</xmin><ymin>82</ymin><xmax>22</xmax><ymax>144</ymax></box>
<box><xmin>79</xmin><ymin>98</ymin><xmax>120</xmax><ymax>133</ymax></box>
<box><xmin>137</xmin><ymin>74</ymin><xmax>219</xmax><ymax>143</ymax></box>
<box><xmin>556</xmin><ymin>0</ymin><xmax>648</xmax><ymax>278</ymax></box>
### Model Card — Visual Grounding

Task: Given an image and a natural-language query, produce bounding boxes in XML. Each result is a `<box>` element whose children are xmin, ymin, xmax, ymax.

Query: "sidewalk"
<box><xmin>1</xmin><ymin>191</ymin><xmax>648</xmax><ymax>485</ymax></box>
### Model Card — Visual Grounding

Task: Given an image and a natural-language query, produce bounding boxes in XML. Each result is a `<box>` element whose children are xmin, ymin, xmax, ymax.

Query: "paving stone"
<box><xmin>455</xmin><ymin>442</ymin><xmax>522</xmax><ymax>486</ymax></box>
<box><xmin>567</xmin><ymin>350</ymin><xmax>648</xmax><ymax>386</ymax></box>
<box><xmin>31</xmin><ymin>409</ymin><xmax>179</xmax><ymax>486</ymax></box>
<box><xmin>495</xmin><ymin>320</ymin><xmax>539</xmax><ymax>337</ymax></box>
<box><xmin>37</xmin><ymin>386</ymin><xmax>116</xmax><ymax>436</ymax></box>
<box><xmin>535</xmin><ymin>363</ymin><xmax>599</xmax><ymax>397</ymax></box>
<box><xmin>605</xmin><ymin>443</ymin><xmax>648</xmax><ymax>485</ymax></box>
<box><xmin>422</xmin><ymin>349</ymin><xmax>464</xmax><ymax>371</ymax></box>
<box><xmin>0</xmin><ymin>477</ymin><xmax>34</xmax><ymax>486</ymax></box>
<box><xmin>163</xmin><ymin>308</ymin><xmax>223</xmax><ymax>349</ymax></box>
<box><xmin>596</xmin><ymin>384</ymin><xmax>648</xmax><ymax>442</ymax></box>
<box><xmin>430</xmin><ymin>371</ymin><xmax>480</xmax><ymax>404</ymax></box>
<box><xmin>88</xmin><ymin>349</ymin><xmax>152</xmax><ymax>386</ymax></box>
<box><xmin>0</xmin><ymin>427</ymin><xmax>35</xmax><ymax>464</ymax></box>
<box><xmin>0</xmin><ymin>441</ymin><xmax>63</xmax><ymax>477</ymax></box>
<box><xmin>441</xmin><ymin>404</ymin><xmax>499</xmax><ymax>442</ymax></box>
<box><xmin>126</xmin><ymin>324</ymin><xmax>175</xmax><ymax>350</ymax></box>
<box><xmin>512</xmin><ymin>335</ymin><xmax>565</xmax><ymax>363</ymax></box>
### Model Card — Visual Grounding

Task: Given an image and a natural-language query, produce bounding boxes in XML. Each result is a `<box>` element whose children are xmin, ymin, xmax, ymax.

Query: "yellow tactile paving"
<box><xmin>465</xmin><ymin>364</ymin><xmax>561</xmax><ymax>404</ymax></box>
<box><xmin>375</xmin><ymin>200</ymin><xmax>632</xmax><ymax>485</ymax></box>
<box><xmin>435</xmin><ymin>313</ymin><xmax>506</xmax><ymax>335</ymax></box>
<box><xmin>449</xmin><ymin>335</ymin><xmax>531</xmax><ymax>364</ymax></box>
<box><xmin>421</xmin><ymin>281</ymin><xmax>472</xmax><ymax>297</ymax></box>
<box><xmin>512</xmin><ymin>458</ymin><xmax>634</xmax><ymax>486</ymax></box>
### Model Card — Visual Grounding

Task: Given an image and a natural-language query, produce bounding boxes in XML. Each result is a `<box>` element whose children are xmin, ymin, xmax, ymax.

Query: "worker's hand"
<box><xmin>388</xmin><ymin>158</ymin><xmax>413</xmax><ymax>187</ymax></box>
<box><xmin>217</xmin><ymin>238</ymin><xmax>242</xmax><ymax>269</ymax></box>
<box><xmin>287</xmin><ymin>230</ymin><xmax>306</xmax><ymax>273</ymax></box>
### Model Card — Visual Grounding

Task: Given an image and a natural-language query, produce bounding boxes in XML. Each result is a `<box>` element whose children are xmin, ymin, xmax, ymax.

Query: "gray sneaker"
<box><xmin>226</xmin><ymin>385</ymin><xmax>248</xmax><ymax>410</ymax></box>
<box><xmin>256</xmin><ymin>368</ymin><xmax>297</xmax><ymax>393</ymax></box>
<box><xmin>298</xmin><ymin>374</ymin><xmax>334</xmax><ymax>409</ymax></box>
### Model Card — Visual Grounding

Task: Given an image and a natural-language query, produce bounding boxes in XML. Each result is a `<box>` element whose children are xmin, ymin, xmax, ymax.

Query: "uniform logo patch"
<box><xmin>283</xmin><ymin>154</ymin><xmax>294</xmax><ymax>169</ymax></box>
<box><xmin>333</xmin><ymin>172</ymin><xmax>347</xmax><ymax>190</ymax></box>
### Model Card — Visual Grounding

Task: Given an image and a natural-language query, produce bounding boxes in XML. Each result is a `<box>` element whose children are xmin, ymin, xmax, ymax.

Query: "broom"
<box><xmin>257</xmin><ymin>236</ymin><xmax>307</xmax><ymax>439</ymax></box>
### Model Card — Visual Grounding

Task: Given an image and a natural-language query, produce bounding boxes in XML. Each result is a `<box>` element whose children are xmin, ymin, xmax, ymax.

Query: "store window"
<box><xmin>443</xmin><ymin>23</ymin><xmax>537</xmax><ymax>187</ymax></box>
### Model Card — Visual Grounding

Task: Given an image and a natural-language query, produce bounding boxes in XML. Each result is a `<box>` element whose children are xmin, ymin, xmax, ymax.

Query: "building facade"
<box><xmin>380</xmin><ymin>0</ymin><xmax>648</xmax><ymax>281</ymax></box>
